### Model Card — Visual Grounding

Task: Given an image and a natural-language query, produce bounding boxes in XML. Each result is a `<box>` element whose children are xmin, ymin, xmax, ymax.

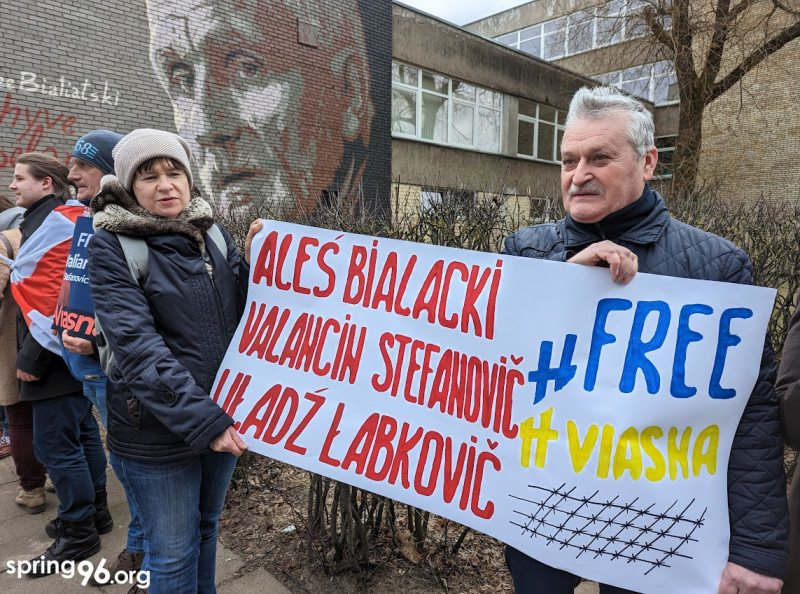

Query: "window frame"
<box><xmin>653</xmin><ymin>135</ymin><xmax>676</xmax><ymax>180</ymax></box>
<box><xmin>516</xmin><ymin>101</ymin><xmax>566</xmax><ymax>164</ymax></box>
<box><xmin>592</xmin><ymin>60</ymin><xmax>679</xmax><ymax>106</ymax></box>
<box><xmin>391</xmin><ymin>61</ymin><xmax>504</xmax><ymax>154</ymax></box>
<box><xmin>494</xmin><ymin>0</ymin><xmax>667</xmax><ymax>61</ymax></box>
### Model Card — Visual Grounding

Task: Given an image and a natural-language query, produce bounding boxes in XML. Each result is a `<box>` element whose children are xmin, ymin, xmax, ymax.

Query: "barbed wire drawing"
<box><xmin>509</xmin><ymin>483</ymin><xmax>706</xmax><ymax>575</ymax></box>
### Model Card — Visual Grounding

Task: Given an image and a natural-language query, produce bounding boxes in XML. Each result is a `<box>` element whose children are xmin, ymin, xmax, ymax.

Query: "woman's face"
<box><xmin>132</xmin><ymin>160</ymin><xmax>191</xmax><ymax>218</ymax></box>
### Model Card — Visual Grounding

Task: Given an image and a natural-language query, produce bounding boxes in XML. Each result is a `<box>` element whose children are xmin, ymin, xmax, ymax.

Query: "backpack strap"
<box><xmin>206</xmin><ymin>223</ymin><xmax>228</xmax><ymax>258</ymax></box>
<box><xmin>116</xmin><ymin>234</ymin><xmax>149</xmax><ymax>284</ymax></box>
<box><xmin>96</xmin><ymin>233</ymin><xmax>148</xmax><ymax>375</ymax></box>
<box><xmin>116</xmin><ymin>226</ymin><xmax>226</xmax><ymax>285</ymax></box>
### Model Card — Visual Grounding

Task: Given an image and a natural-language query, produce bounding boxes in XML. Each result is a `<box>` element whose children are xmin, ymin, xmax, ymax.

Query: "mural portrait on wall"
<box><xmin>145</xmin><ymin>0</ymin><xmax>390</xmax><ymax>216</ymax></box>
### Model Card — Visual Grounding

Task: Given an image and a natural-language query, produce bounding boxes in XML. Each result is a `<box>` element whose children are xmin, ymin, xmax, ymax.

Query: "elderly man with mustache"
<box><xmin>503</xmin><ymin>87</ymin><xmax>788</xmax><ymax>594</ymax></box>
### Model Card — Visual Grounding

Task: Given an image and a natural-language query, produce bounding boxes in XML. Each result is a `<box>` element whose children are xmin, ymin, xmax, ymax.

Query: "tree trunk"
<box><xmin>672</xmin><ymin>90</ymin><xmax>705</xmax><ymax>199</ymax></box>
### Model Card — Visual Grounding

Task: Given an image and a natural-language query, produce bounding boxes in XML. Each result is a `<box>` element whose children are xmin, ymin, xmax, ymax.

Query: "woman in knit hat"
<box><xmin>88</xmin><ymin>129</ymin><xmax>261</xmax><ymax>594</ymax></box>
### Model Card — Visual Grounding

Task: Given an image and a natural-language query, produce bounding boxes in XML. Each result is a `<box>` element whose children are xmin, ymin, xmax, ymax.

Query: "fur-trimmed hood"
<box><xmin>91</xmin><ymin>175</ymin><xmax>213</xmax><ymax>252</ymax></box>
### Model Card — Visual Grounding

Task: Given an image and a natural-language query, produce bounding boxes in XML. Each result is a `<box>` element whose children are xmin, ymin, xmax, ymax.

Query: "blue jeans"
<box><xmin>31</xmin><ymin>393</ymin><xmax>107</xmax><ymax>521</ymax></box>
<box><xmin>85</xmin><ymin>380</ymin><xmax>147</xmax><ymax>552</ymax></box>
<box><xmin>109</xmin><ymin>452</ymin><xmax>147</xmax><ymax>554</ymax></box>
<box><xmin>83</xmin><ymin>377</ymin><xmax>108</xmax><ymax>428</ymax></box>
<box><xmin>113</xmin><ymin>451</ymin><xmax>237</xmax><ymax>594</ymax></box>
<box><xmin>505</xmin><ymin>546</ymin><xmax>639</xmax><ymax>594</ymax></box>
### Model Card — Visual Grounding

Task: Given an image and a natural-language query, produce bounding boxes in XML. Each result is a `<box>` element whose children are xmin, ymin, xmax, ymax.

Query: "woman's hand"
<box><xmin>244</xmin><ymin>219</ymin><xmax>264</xmax><ymax>264</ymax></box>
<box><xmin>210</xmin><ymin>425</ymin><xmax>248</xmax><ymax>457</ymax></box>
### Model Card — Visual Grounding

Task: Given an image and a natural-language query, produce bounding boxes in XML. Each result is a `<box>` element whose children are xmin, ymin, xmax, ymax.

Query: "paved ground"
<box><xmin>0</xmin><ymin>454</ymin><xmax>601</xmax><ymax>593</ymax></box>
<box><xmin>0</xmin><ymin>455</ymin><xmax>290</xmax><ymax>594</ymax></box>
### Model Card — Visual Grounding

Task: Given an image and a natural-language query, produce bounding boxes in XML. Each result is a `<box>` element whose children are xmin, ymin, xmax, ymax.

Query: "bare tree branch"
<box><xmin>731</xmin><ymin>0</ymin><xmax>759</xmax><ymax>21</ymax></box>
<box><xmin>709</xmin><ymin>19</ymin><xmax>800</xmax><ymax>103</ymax></box>
<box><xmin>701</xmin><ymin>0</ymin><xmax>733</xmax><ymax>92</ymax></box>
<box><xmin>673</xmin><ymin>0</ymin><xmax>699</xmax><ymax>90</ymax></box>
<box><xmin>583</xmin><ymin>0</ymin><xmax>800</xmax><ymax>193</ymax></box>
<box><xmin>772</xmin><ymin>0</ymin><xmax>800</xmax><ymax>17</ymax></box>
<box><xmin>643</xmin><ymin>5</ymin><xmax>676</xmax><ymax>51</ymax></box>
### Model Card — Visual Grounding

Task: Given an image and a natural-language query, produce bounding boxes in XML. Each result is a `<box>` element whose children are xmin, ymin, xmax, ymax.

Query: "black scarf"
<box><xmin>569</xmin><ymin>184</ymin><xmax>657</xmax><ymax>241</ymax></box>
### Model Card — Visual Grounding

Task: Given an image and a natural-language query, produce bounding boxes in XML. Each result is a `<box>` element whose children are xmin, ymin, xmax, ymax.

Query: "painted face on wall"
<box><xmin>145</xmin><ymin>0</ymin><xmax>372</xmax><ymax>215</ymax></box>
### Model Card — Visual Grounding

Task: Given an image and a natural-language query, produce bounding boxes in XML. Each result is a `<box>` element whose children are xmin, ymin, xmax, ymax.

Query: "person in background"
<box><xmin>61</xmin><ymin>129</ymin><xmax>122</xmax><ymax>425</ymax></box>
<box><xmin>0</xmin><ymin>409</ymin><xmax>9</xmax><ymax>459</ymax></box>
<box><xmin>775</xmin><ymin>301</ymin><xmax>800</xmax><ymax>592</ymax></box>
<box><xmin>11</xmin><ymin>153</ymin><xmax>109</xmax><ymax>574</ymax></box>
<box><xmin>0</xmin><ymin>195</ymin><xmax>45</xmax><ymax>508</ymax></box>
<box><xmin>54</xmin><ymin>129</ymin><xmax>148</xmax><ymax>576</ymax></box>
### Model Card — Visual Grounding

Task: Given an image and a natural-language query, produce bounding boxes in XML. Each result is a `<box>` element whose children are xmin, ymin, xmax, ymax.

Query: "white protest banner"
<box><xmin>212</xmin><ymin>220</ymin><xmax>775</xmax><ymax>593</ymax></box>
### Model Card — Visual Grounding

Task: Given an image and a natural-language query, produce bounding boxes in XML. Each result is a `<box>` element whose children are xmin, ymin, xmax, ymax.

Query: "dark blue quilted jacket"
<box><xmin>90</xmin><ymin>225</ymin><xmax>248</xmax><ymax>462</ymax></box>
<box><xmin>504</xmin><ymin>193</ymin><xmax>789</xmax><ymax>578</ymax></box>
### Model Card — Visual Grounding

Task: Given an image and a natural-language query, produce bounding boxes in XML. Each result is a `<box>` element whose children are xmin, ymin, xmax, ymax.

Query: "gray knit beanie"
<box><xmin>112</xmin><ymin>128</ymin><xmax>193</xmax><ymax>191</ymax></box>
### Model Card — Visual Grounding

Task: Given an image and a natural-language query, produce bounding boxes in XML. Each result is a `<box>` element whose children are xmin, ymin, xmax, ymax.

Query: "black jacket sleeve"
<box><xmin>89</xmin><ymin>230</ymin><xmax>233</xmax><ymax>453</ymax></box>
<box><xmin>16</xmin><ymin>326</ymin><xmax>56</xmax><ymax>377</ymax></box>
<box><xmin>722</xmin><ymin>250</ymin><xmax>789</xmax><ymax>577</ymax></box>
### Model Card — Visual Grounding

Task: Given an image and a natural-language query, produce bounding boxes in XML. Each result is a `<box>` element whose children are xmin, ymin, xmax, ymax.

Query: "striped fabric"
<box><xmin>10</xmin><ymin>200</ymin><xmax>86</xmax><ymax>354</ymax></box>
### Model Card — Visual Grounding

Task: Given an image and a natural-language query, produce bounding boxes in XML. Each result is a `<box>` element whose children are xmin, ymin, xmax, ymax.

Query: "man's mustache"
<box><xmin>568</xmin><ymin>182</ymin><xmax>603</xmax><ymax>196</ymax></box>
<box><xmin>196</xmin><ymin>146</ymin><xmax>274</xmax><ymax>187</ymax></box>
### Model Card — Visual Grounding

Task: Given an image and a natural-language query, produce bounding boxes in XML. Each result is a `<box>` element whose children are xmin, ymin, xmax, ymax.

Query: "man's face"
<box><xmin>560</xmin><ymin>113</ymin><xmax>657</xmax><ymax>223</ymax></box>
<box><xmin>9</xmin><ymin>164</ymin><xmax>50</xmax><ymax>208</ymax></box>
<box><xmin>146</xmin><ymin>0</ymin><xmax>369</xmax><ymax>214</ymax></box>
<box><xmin>68</xmin><ymin>158</ymin><xmax>103</xmax><ymax>201</ymax></box>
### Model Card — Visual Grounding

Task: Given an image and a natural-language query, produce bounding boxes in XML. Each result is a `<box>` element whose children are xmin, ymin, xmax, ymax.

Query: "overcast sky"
<box><xmin>398</xmin><ymin>0</ymin><xmax>529</xmax><ymax>26</ymax></box>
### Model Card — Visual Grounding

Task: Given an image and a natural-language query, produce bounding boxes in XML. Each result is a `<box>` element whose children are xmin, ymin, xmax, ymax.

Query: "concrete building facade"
<box><xmin>390</xmin><ymin>4</ymin><xmax>605</xmax><ymax>215</ymax></box>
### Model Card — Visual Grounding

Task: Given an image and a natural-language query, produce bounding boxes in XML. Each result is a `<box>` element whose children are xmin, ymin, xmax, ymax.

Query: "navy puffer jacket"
<box><xmin>504</xmin><ymin>190</ymin><xmax>789</xmax><ymax>578</ymax></box>
<box><xmin>88</xmin><ymin>181</ymin><xmax>248</xmax><ymax>462</ymax></box>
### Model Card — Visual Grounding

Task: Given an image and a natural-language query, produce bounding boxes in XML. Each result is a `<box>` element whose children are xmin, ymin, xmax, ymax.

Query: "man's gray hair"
<box><xmin>566</xmin><ymin>86</ymin><xmax>655</xmax><ymax>158</ymax></box>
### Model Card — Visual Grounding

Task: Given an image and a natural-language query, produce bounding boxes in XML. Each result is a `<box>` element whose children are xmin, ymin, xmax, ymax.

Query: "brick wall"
<box><xmin>0</xmin><ymin>0</ymin><xmax>392</xmax><ymax>214</ymax></box>
<box><xmin>698</xmin><ymin>41</ymin><xmax>800</xmax><ymax>201</ymax></box>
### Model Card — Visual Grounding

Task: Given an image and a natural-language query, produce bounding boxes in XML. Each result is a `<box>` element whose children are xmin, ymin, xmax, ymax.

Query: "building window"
<box><xmin>654</xmin><ymin>135</ymin><xmax>676</xmax><ymax>179</ymax></box>
<box><xmin>595</xmin><ymin>0</ymin><xmax>625</xmax><ymax>47</ymax></box>
<box><xmin>517</xmin><ymin>99</ymin><xmax>566</xmax><ymax>163</ymax></box>
<box><xmin>542</xmin><ymin>17</ymin><xmax>567</xmax><ymax>60</ymax></box>
<box><xmin>519</xmin><ymin>24</ymin><xmax>542</xmax><ymax>58</ymax></box>
<box><xmin>568</xmin><ymin>10</ymin><xmax>594</xmax><ymax>55</ymax></box>
<box><xmin>391</xmin><ymin>61</ymin><xmax>503</xmax><ymax>153</ymax></box>
<box><xmin>494</xmin><ymin>0</ymin><xmax>669</xmax><ymax>60</ymax></box>
<box><xmin>593</xmin><ymin>60</ymin><xmax>678</xmax><ymax>105</ymax></box>
<box><xmin>420</xmin><ymin>188</ymin><xmax>443</xmax><ymax>210</ymax></box>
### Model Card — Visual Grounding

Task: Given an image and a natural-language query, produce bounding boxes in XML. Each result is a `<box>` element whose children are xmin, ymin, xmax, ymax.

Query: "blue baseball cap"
<box><xmin>71</xmin><ymin>130</ymin><xmax>123</xmax><ymax>175</ymax></box>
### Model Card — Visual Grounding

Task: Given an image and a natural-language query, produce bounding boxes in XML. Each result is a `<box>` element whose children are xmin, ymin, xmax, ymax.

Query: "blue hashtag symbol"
<box><xmin>528</xmin><ymin>334</ymin><xmax>578</xmax><ymax>405</ymax></box>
